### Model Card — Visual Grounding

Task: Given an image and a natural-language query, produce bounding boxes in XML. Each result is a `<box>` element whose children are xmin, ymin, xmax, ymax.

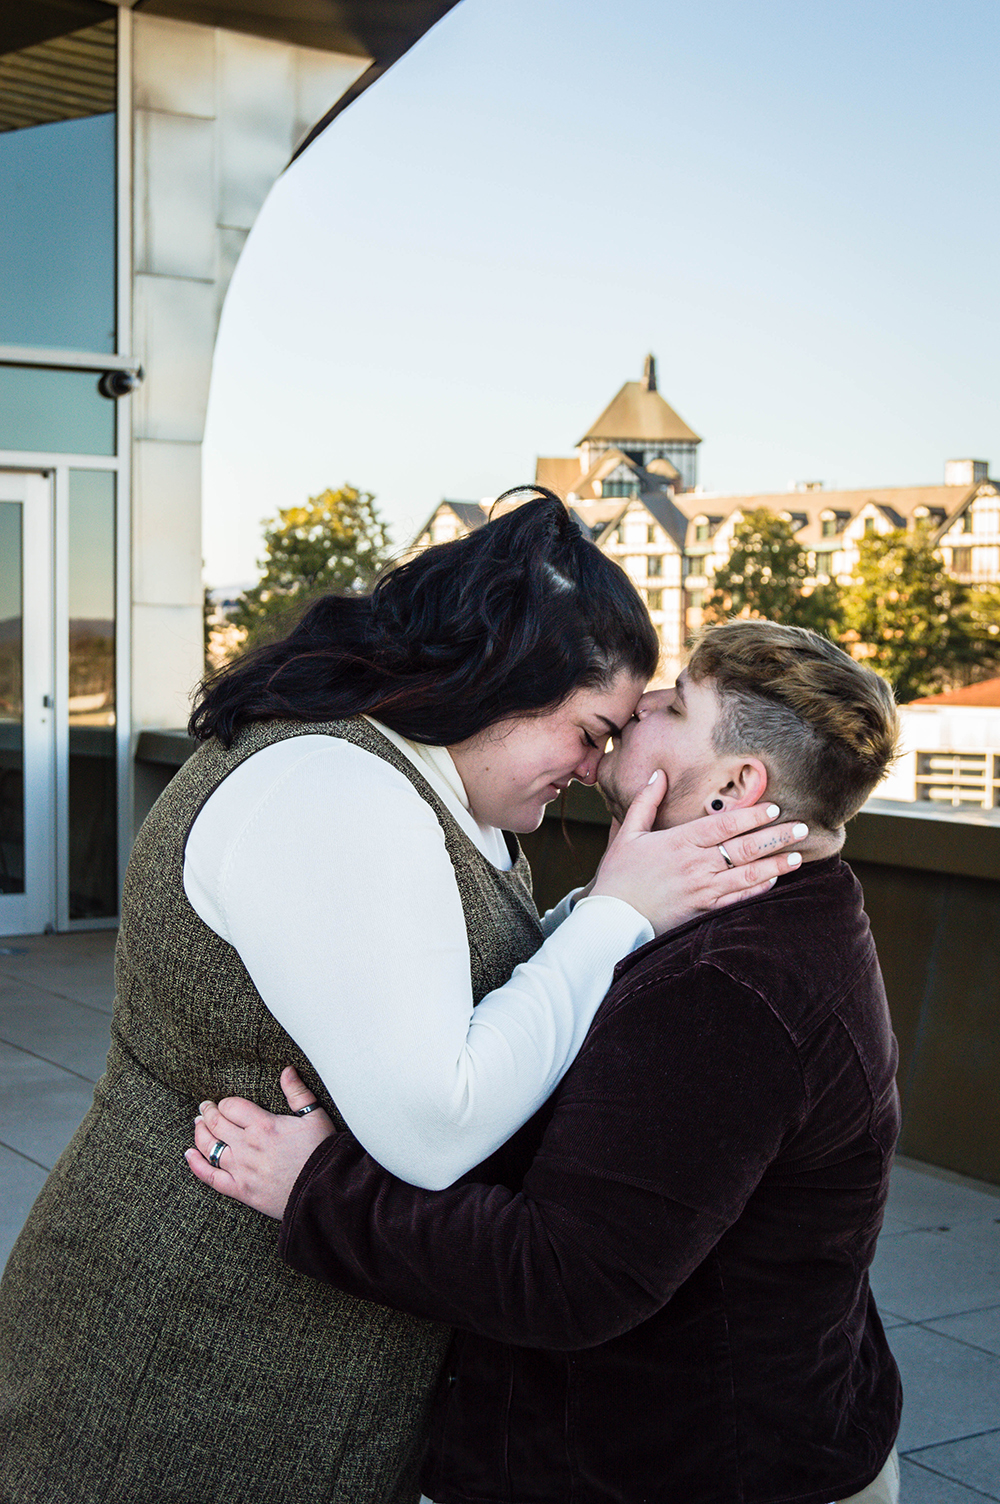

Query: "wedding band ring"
<box><xmin>294</xmin><ymin>1103</ymin><xmax>320</xmax><ymax>1117</ymax></box>
<box><xmin>718</xmin><ymin>843</ymin><xmax>735</xmax><ymax>869</ymax></box>
<box><xmin>208</xmin><ymin>1139</ymin><xmax>227</xmax><ymax>1168</ymax></box>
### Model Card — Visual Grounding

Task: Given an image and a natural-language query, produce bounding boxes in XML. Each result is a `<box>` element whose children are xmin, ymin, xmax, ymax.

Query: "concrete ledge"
<box><xmin>135</xmin><ymin>728</ymin><xmax>197</xmax><ymax>768</ymax></box>
<box><xmin>845</xmin><ymin>798</ymin><xmax>1000</xmax><ymax>882</ymax></box>
<box><xmin>133</xmin><ymin>727</ymin><xmax>196</xmax><ymax>829</ymax></box>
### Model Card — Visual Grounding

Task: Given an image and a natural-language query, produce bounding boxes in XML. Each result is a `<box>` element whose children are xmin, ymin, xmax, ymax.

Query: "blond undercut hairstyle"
<box><xmin>686</xmin><ymin>619</ymin><xmax>900</xmax><ymax>833</ymax></box>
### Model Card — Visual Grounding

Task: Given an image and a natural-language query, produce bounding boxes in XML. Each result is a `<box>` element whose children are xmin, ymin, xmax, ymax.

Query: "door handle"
<box><xmin>42</xmin><ymin>694</ymin><xmax>54</xmax><ymax>709</ymax></box>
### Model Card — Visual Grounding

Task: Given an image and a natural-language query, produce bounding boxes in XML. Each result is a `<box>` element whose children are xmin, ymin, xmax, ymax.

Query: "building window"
<box><xmin>962</xmin><ymin>510</ymin><xmax>974</xmax><ymax>533</ymax></box>
<box><xmin>952</xmin><ymin>548</ymin><xmax>972</xmax><ymax>573</ymax></box>
<box><xmin>821</xmin><ymin>517</ymin><xmax>837</xmax><ymax>538</ymax></box>
<box><xmin>647</xmin><ymin>524</ymin><xmax>657</xmax><ymax>544</ymax></box>
<box><xmin>647</xmin><ymin>554</ymin><xmax>663</xmax><ymax>577</ymax></box>
<box><xmin>864</xmin><ymin>517</ymin><xmax>876</xmax><ymax>536</ymax></box>
<box><xmin>687</xmin><ymin>589</ymin><xmax>704</xmax><ymax>610</ymax></box>
<box><xmin>646</xmin><ymin>589</ymin><xmax>662</xmax><ymax>610</ymax></box>
<box><xmin>602</xmin><ymin>478</ymin><xmax>639</xmax><ymax>498</ymax></box>
<box><xmin>0</xmin><ymin>19</ymin><xmax>118</xmax><ymax>353</ymax></box>
<box><xmin>695</xmin><ymin>523</ymin><xmax>710</xmax><ymax>542</ymax></box>
<box><xmin>814</xmin><ymin>551</ymin><xmax>834</xmax><ymax>576</ymax></box>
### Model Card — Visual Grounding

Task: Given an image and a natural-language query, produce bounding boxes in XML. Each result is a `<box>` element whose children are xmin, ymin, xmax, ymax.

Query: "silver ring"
<box><xmin>718</xmin><ymin>842</ymin><xmax>735</xmax><ymax>869</ymax></box>
<box><xmin>294</xmin><ymin>1102</ymin><xmax>320</xmax><ymax>1117</ymax></box>
<box><xmin>208</xmin><ymin>1139</ymin><xmax>227</xmax><ymax>1168</ymax></box>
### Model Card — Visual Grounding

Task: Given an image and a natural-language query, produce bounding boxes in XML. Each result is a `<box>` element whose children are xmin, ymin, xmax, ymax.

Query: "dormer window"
<box><xmin>602</xmin><ymin>474</ymin><xmax>640</xmax><ymax>498</ymax></box>
<box><xmin>821</xmin><ymin>517</ymin><xmax>837</xmax><ymax>538</ymax></box>
<box><xmin>695</xmin><ymin>522</ymin><xmax>710</xmax><ymax>542</ymax></box>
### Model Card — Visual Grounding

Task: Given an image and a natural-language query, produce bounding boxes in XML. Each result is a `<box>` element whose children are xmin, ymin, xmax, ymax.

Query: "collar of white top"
<box><xmin>364</xmin><ymin>717</ymin><xmax>512</xmax><ymax>871</ymax></box>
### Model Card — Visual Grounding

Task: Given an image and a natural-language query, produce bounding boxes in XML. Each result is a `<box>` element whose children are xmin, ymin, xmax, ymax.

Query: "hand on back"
<box><xmin>186</xmin><ymin>1066</ymin><xmax>332</xmax><ymax>1219</ymax></box>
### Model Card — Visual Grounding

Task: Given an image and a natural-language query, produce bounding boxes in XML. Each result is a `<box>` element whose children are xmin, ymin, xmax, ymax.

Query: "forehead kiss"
<box><xmin>597</xmin><ymin>673</ymin><xmax>727</xmax><ymax>828</ymax></box>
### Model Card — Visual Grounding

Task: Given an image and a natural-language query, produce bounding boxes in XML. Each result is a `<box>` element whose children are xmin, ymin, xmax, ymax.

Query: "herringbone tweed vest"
<box><xmin>0</xmin><ymin>717</ymin><xmax>544</xmax><ymax>1504</ymax></box>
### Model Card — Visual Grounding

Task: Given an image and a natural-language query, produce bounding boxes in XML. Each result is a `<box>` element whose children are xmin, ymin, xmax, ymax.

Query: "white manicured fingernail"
<box><xmin>792</xmin><ymin>823</ymin><xmax>808</xmax><ymax>840</ymax></box>
<box><xmin>787</xmin><ymin>852</ymin><xmax>803</xmax><ymax>867</ymax></box>
<box><xmin>648</xmin><ymin>771</ymin><xmax>660</xmax><ymax>784</ymax></box>
<box><xmin>766</xmin><ymin>804</ymin><xmax>780</xmax><ymax>819</ymax></box>
<box><xmin>194</xmin><ymin>1115</ymin><xmax>203</xmax><ymax>1124</ymax></box>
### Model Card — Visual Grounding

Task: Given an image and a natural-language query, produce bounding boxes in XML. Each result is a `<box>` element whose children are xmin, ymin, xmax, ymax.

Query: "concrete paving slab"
<box><xmin>0</xmin><ymin>1039</ymin><xmax>95</xmax><ymax>1169</ymax></box>
<box><xmin>906</xmin><ymin>1431</ymin><xmax>1000</xmax><ymax>1501</ymax></box>
<box><xmin>890</xmin><ymin>1324</ymin><xmax>1000</xmax><ymax>1451</ymax></box>
<box><xmin>0</xmin><ymin>1142</ymin><xmax>48</xmax><ymax>1268</ymax></box>
<box><xmin>0</xmin><ymin>931</ymin><xmax>116</xmax><ymax>1013</ymax></box>
<box><xmin>901</xmin><ymin>1456</ymin><xmax>998</xmax><ymax>1503</ymax></box>
<box><xmin>0</xmin><ymin>976</ymin><xmax>112</xmax><ymax>1082</ymax></box>
<box><xmin>887</xmin><ymin>1160</ymin><xmax>1000</xmax><ymax>1231</ymax></box>
<box><xmin>871</xmin><ymin>1219</ymin><xmax>1000</xmax><ymax>1322</ymax></box>
<box><xmin>925</xmin><ymin>1306</ymin><xmax>1000</xmax><ymax>1359</ymax></box>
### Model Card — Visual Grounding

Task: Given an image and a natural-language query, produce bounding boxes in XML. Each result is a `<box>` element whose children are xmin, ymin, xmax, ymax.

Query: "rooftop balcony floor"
<box><xmin>2</xmin><ymin>931</ymin><xmax>998</xmax><ymax>1500</ymax></box>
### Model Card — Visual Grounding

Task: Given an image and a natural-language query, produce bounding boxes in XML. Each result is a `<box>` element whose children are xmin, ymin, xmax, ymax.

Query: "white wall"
<box><xmin>875</xmin><ymin>704</ymin><xmax>1000</xmax><ymax>802</ymax></box>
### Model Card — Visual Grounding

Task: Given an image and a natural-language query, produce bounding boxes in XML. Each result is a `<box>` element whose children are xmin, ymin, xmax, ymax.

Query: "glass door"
<box><xmin>0</xmin><ymin>470</ymin><xmax>54</xmax><ymax>935</ymax></box>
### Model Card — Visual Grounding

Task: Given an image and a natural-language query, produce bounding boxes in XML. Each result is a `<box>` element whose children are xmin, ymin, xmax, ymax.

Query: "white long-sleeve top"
<box><xmin>183</xmin><ymin>722</ymin><xmax>653</xmax><ymax>1190</ymax></box>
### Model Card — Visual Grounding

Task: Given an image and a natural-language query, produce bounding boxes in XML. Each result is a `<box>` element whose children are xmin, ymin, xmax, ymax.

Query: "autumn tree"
<box><xmin>231</xmin><ymin>486</ymin><xmax>392</xmax><ymax>648</ymax></box>
<box><xmin>704</xmin><ymin>509</ymin><xmax>843</xmax><ymax>637</ymax></box>
<box><xmin>840</xmin><ymin>527</ymin><xmax>997</xmax><ymax>702</ymax></box>
<box><xmin>961</xmin><ymin>585</ymin><xmax>1000</xmax><ymax>684</ymax></box>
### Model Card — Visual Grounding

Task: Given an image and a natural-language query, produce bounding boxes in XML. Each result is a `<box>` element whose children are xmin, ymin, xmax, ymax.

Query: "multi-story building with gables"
<box><xmin>414</xmin><ymin>357</ymin><xmax>998</xmax><ymax>681</ymax></box>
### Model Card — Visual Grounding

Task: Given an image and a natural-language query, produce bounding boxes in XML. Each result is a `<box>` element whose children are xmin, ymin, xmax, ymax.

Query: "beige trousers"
<box><xmin>837</xmin><ymin>1446</ymin><xmax>901</xmax><ymax>1504</ymax></box>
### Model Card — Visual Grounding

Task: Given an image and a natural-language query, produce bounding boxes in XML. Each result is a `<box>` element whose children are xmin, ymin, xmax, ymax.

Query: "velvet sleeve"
<box><xmin>278</xmin><ymin>965</ymin><xmax>805</xmax><ymax>1350</ymax></box>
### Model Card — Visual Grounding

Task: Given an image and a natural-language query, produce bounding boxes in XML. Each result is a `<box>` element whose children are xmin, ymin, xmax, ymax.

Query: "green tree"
<box><xmin>951</xmin><ymin>583</ymin><xmax>1000</xmax><ymax>686</ymax></box>
<box><xmin>704</xmin><ymin>509</ymin><xmax>843</xmax><ymax>636</ymax></box>
<box><xmin>841</xmin><ymin>526</ymin><xmax>993</xmax><ymax>702</ymax></box>
<box><xmin>231</xmin><ymin>485</ymin><xmax>392</xmax><ymax>647</ymax></box>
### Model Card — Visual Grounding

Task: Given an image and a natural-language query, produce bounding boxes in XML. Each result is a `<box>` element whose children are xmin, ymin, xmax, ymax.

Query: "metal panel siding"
<box><xmin>132</xmin><ymin>273</ymin><xmax>217</xmax><ymax>443</ymax></box>
<box><xmin>135</xmin><ymin>109</ymin><xmax>216</xmax><ymax>280</ymax></box>
<box><xmin>131</xmin><ymin>602</ymin><xmax>204</xmax><ymax>729</ymax></box>
<box><xmin>133</xmin><ymin>439</ymin><xmax>203</xmax><ymax>608</ymax></box>
<box><xmin>292</xmin><ymin>47</ymin><xmax>368</xmax><ymax>149</ymax></box>
<box><xmin>132</xmin><ymin>13</ymin><xmax>216</xmax><ymax>119</ymax></box>
<box><xmin>217</xmin><ymin>30</ymin><xmax>295</xmax><ymax>230</ymax></box>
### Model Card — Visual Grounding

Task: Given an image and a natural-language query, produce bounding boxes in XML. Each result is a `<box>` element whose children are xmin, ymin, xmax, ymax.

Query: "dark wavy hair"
<box><xmin>190</xmin><ymin>488</ymin><xmax>660</xmax><ymax>747</ymax></box>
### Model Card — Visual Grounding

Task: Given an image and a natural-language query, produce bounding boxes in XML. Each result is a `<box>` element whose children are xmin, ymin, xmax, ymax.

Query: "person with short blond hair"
<box><xmin>685</xmin><ymin>618</ymin><xmax>900</xmax><ymax>833</ymax></box>
<box><xmin>191</xmin><ymin>619</ymin><xmax>905</xmax><ymax>1504</ymax></box>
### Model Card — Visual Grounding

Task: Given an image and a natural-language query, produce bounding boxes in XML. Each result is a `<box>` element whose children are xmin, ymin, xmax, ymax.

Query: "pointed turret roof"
<box><xmin>578</xmin><ymin>355</ymin><xmax>701</xmax><ymax>447</ymax></box>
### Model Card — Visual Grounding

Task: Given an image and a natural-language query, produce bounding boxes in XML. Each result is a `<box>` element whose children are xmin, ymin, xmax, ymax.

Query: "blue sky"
<box><xmin>202</xmin><ymin>0</ymin><xmax>1000</xmax><ymax>586</ymax></box>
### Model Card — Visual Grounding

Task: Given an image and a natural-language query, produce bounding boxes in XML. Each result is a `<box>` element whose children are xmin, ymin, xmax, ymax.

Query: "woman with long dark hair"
<box><xmin>0</xmin><ymin>491</ymin><xmax>801</xmax><ymax>1504</ymax></box>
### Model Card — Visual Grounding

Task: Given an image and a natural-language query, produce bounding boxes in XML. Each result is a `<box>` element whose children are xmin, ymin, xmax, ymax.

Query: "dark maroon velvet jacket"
<box><xmin>280</xmin><ymin>856</ymin><xmax>902</xmax><ymax>1504</ymax></box>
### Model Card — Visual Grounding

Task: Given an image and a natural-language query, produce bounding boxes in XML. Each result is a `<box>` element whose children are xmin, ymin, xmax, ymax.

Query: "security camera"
<box><xmin>97</xmin><ymin>367</ymin><xmax>143</xmax><ymax>399</ymax></box>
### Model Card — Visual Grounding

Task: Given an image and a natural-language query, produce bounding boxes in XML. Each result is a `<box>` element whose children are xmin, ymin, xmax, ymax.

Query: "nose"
<box><xmin>635</xmin><ymin>688</ymin><xmax>675</xmax><ymax>717</ymax></box>
<box><xmin>572</xmin><ymin>745</ymin><xmax>604</xmax><ymax>785</ymax></box>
